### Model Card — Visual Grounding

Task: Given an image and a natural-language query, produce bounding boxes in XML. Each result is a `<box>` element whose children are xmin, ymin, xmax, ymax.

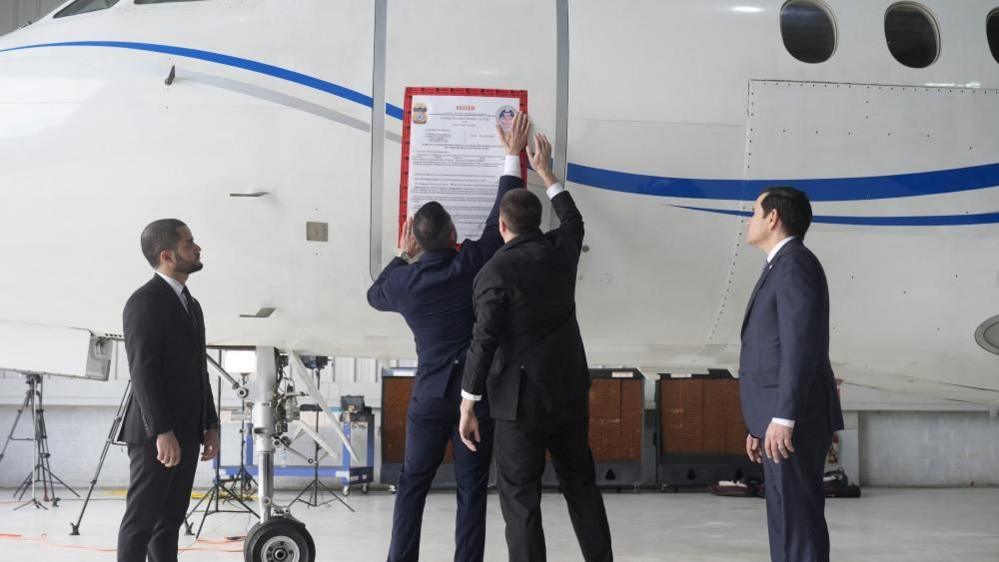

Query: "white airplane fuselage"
<box><xmin>1</xmin><ymin>0</ymin><xmax>997</xmax><ymax>403</ymax></box>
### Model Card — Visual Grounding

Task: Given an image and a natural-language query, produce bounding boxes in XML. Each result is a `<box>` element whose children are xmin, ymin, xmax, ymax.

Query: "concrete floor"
<box><xmin>0</xmin><ymin>487</ymin><xmax>995</xmax><ymax>561</ymax></box>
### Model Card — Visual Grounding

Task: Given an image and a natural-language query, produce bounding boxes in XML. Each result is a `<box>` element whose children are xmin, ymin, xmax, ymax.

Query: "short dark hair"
<box><xmin>140</xmin><ymin>219</ymin><xmax>186</xmax><ymax>268</ymax></box>
<box><xmin>500</xmin><ymin>189</ymin><xmax>543</xmax><ymax>235</ymax></box>
<box><xmin>761</xmin><ymin>186</ymin><xmax>812</xmax><ymax>239</ymax></box>
<box><xmin>413</xmin><ymin>202</ymin><xmax>454</xmax><ymax>252</ymax></box>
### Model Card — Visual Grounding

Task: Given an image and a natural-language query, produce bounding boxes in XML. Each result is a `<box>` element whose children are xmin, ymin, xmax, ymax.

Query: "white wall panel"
<box><xmin>0</xmin><ymin>0</ymin><xmax>66</xmax><ymax>35</ymax></box>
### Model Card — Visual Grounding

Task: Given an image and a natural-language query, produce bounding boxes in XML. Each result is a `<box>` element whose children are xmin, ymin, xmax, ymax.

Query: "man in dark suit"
<box><xmin>367</xmin><ymin>112</ymin><xmax>530</xmax><ymax>562</ymax></box>
<box><xmin>116</xmin><ymin>219</ymin><xmax>220</xmax><ymax>562</ymax></box>
<box><xmin>459</xmin><ymin>133</ymin><xmax>613</xmax><ymax>562</ymax></box>
<box><xmin>740</xmin><ymin>187</ymin><xmax>845</xmax><ymax>562</ymax></box>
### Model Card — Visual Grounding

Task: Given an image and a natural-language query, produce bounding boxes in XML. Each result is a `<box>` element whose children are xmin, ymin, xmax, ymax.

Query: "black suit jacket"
<box><xmin>462</xmin><ymin>191</ymin><xmax>588</xmax><ymax>422</ymax></box>
<box><xmin>739</xmin><ymin>238</ymin><xmax>845</xmax><ymax>438</ymax></box>
<box><xmin>367</xmin><ymin>174</ymin><xmax>521</xmax><ymax>398</ymax></box>
<box><xmin>119</xmin><ymin>275</ymin><xmax>219</xmax><ymax>444</ymax></box>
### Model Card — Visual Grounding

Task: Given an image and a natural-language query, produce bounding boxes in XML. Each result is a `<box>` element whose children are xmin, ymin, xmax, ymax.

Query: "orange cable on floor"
<box><xmin>0</xmin><ymin>532</ymin><xmax>245</xmax><ymax>553</ymax></box>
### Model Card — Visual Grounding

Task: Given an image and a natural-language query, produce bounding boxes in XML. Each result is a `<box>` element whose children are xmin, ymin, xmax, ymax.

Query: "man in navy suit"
<box><xmin>367</xmin><ymin>112</ymin><xmax>531</xmax><ymax>562</ymax></box>
<box><xmin>740</xmin><ymin>187</ymin><xmax>845</xmax><ymax>562</ymax></box>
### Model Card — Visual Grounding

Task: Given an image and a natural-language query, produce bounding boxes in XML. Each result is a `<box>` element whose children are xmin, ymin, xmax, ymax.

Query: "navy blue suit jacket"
<box><xmin>739</xmin><ymin>238</ymin><xmax>845</xmax><ymax>438</ymax></box>
<box><xmin>367</xmin><ymin>173</ymin><xmax>522</xmax><ymax>398</ymax></box>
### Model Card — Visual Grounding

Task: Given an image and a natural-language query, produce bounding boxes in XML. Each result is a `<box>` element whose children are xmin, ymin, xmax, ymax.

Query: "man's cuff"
<box><xmin>546</xmin><ymin>183</ymin><xmax>565</xmax><ymax>200</ymax></box>
<box><xmin>461</xmin><ymin>390</ymin><xmax>482</xmax><ymax>402</ymax></box>
<box><xmin>772</xmin><ymin>417</ymin><xmax>796</xmax><ymax>428</ymax></box>
<box><xmin>502</xmin><ymin>155</ymin><xmax>520</xmax><ymax>177</ymax></box>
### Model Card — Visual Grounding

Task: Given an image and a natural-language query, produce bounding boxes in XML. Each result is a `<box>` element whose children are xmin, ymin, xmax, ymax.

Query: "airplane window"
<box><xmin>885</xmin><ymin>3</ymin><xmax>939</xmax><ymax>68</ymax></box>
<box><xmin>54</xmin><ymin>0</ymin><xmax>120</xmax><ymax>18</ymax></box>
<box><xmin>780</xmin><ymin>1</ymin><xmax>837</xmax><ymax>64</ymax></box>
<box><xmin>988</xmin><ymin>9</ymin><xmax>999</xmax><ymax>64</ymax></box>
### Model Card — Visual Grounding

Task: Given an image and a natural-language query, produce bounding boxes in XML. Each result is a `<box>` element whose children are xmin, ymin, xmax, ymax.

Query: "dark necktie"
<box><xmin>181</xmin><ymin>286</ymin><xmax>198</xmax><ymax>328</ymax></box>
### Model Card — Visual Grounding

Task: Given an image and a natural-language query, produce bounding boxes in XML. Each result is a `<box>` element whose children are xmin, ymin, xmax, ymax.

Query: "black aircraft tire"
<box><xmin>244</xmin><ymin>516</ymin><xmax>316</xmax><ymax>562</ymax></box>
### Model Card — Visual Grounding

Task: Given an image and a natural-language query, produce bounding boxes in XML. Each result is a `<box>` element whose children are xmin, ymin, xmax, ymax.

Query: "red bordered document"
<box><xmin>399</xmin><ymin>87</ymin><xmax>528</xmax><ymax>241</ymax></box>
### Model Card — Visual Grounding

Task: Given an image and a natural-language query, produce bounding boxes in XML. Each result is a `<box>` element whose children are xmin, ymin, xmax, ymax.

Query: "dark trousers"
<box><xmin>117</xmin><ymin>434</ymin><xmax>200</xmax><ymax>562</ymax></box>
<box><xmin>762</xmin><ymin>423</ymin><xmax>833</xmax><ymax>562</ymax></box>
<box><xmin>387</xmin><ymin>374</ymin><xmax>494</xmax><ymax>562</ymax></box>
<box><xmin>493</xmin><ymin>394</ymin><xmax>613</xmax><ymax>562</ymax></box>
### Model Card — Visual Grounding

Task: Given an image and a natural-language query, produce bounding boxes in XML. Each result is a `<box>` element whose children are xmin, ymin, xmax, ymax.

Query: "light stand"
<box><xmin>0</xmin><ymin>374</ymin><xmax>78</xmax><ymax>511</ymax></box>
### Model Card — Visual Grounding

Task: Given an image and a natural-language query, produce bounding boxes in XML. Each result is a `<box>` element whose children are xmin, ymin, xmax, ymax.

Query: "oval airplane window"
<box><xmin>988</xmin><ymin>9</ymin><xmax>999</xmax><ymax>64</ymax></box>
<box><xmin>885</xmin><ymin>3</ymin><xmax>940</xmax><ymax>68</ymax></box>
<box><xmin>780</xmin><ymin>1</ymin><xmax>837</xmax><ymax>64</ymax></box>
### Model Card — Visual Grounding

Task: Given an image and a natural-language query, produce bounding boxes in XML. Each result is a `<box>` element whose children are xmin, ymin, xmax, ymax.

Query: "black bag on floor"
<box><xmin>708</xmin><ymin>477</ymin><xmax>764</xmax><ymax>498</ymax></box>
<box><xmin>823</xmin><ymin>468</ymin><xmax>862</xmax><ymax>498</ymax></box>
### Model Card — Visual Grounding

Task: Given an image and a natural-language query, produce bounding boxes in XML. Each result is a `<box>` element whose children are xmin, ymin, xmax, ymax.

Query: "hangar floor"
<box><xmin>0</xmin><ymin>487</ymin><xmax>994</xmax><ymax>561</ymax></box>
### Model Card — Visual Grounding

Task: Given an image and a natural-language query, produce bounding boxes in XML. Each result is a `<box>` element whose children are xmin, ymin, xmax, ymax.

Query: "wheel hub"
<box><xmin>261</xmin><ymin>536</ymin><xmax>301</xmax><ymax>562</ymax></box>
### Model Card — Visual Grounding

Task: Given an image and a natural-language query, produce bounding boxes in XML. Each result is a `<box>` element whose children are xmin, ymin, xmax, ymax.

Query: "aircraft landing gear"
<box><xmin>244</xmin><ymin>514</ymin><xmax>315</xmax><ymax>562</ymax></box>
<box><xmin>243</xmin><ymin>347</ymin><xmax>360</xmax><ymax>562</ymax></box>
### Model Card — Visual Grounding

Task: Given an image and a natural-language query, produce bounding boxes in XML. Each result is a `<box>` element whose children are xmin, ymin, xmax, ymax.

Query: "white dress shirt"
<box><xmin>502</xmin><ymin>154</ymin><xmax>520</xmax><ymax>177</ymax></box>
<box><xmin>461</xmin><ymin>168</ymin><xmax>564</xmax><ymax>402</ymax></box>
<box><xmin>767</xmin><ymin>236</ymin><xmax>797</xmax><ymax>429</ymax></box>
<box><xmin>156</xmin><ymin>271</ymin><xmax>190</xmax><ymax>312</ymax></box>
<box><xmin>767</xmin><ymin>236</ymin><xmax>795</xmax><ymax>266</ymax></box>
